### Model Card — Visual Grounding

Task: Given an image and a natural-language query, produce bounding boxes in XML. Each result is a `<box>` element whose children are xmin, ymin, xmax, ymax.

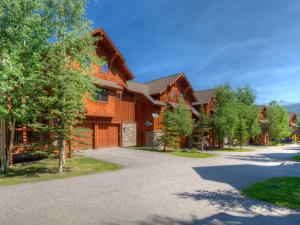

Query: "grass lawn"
<box><xmin>292</xmin><ymin>155</ymin><xmax>300</xmax><ymax>162</ymax></box>
<box><xmin>208</xmin><ymin>148</ymin><xmax>253</xmax><ymax>152</ymax></box>
<box><xmin>168</xmin><ymin>151</ymin><xmax>217</xmax><ymax>158</ymax></box>
<box><xmin>130</xmin><ymin>147</ymin><xmax>217</xmax><ymax>158</ymax></box>
<box><xmin>241</xmin><ymin>177</ymin><xmax>300</xmax><ymax>210</ymax></box>
<box><xmin>0</xmin><ymin>156</ymin><xmax>121</xmax><ymax>186</ymax></box>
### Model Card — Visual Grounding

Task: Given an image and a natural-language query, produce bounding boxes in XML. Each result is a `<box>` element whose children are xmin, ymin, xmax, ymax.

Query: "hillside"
<box><xmin>284</xmin><ymin>103</ymin><xmax>300</xmax><ymax>115</ymax></box>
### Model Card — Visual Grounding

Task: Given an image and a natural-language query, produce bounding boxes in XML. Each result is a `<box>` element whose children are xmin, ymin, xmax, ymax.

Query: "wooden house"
<box><xmin>127</xmin><ymin>73</ymin><xmax>198</xmax><ymax>147</ymax></box>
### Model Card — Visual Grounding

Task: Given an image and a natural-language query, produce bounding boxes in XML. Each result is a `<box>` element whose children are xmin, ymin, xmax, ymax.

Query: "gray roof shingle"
<box><xmin>126</xmin><ymin>81</ymin><xmax>164</xmax><ymax>106</ymax></box>
<box><xmin>193</xmin><ymin>89</ymin><xmax>215</xmax><ymax>105</ymax></box>
<box><xmin>144</xmin><ymin>74</ymin><xmax>182</xmax><ymax>95</ymax></box>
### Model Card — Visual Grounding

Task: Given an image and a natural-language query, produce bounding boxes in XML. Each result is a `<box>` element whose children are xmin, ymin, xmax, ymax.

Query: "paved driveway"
<box><xmin>0</xmin><ymin>146</ymin><xmax>300</xmax><ymax>225</ymax></box>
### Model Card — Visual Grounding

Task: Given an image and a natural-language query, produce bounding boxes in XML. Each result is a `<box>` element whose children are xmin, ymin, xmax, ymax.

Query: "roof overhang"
<box><xmin>94</xmin><ymin>78</ymin><xmax>122</xmax><ymax>90</ymax></box>
<box><xmin>92</xmin><ymin>28</ymin><xmax>134</xmax><ymax>81</ymax></box>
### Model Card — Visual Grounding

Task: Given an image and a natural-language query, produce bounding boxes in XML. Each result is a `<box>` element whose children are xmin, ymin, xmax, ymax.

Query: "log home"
<box><xmin>289</xmin><ymin>112</ymin><xmax>298</xmax><ymax>141</ymax></box>
<box><xmin>127</xmin><ymin>73</ymin><xmax>198</xmax><ymax>147</ymax></box>
<box><xmin>252</xmin><ymin>106</ymin><xmax>269</xmax><ymax>145</ymax></box>
<box><xmin>75</xmin><ymin>28</ymin><xmax>137</xmax><ymax>150</ymax></box>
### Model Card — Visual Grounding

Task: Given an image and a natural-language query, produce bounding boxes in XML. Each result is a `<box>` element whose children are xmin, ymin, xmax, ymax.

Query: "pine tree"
<box><xmin>161</xmin><ymin>100</ymin><xmax>194</xmax><ymax>151</ymax></box>
<box><xmin>161</xmin><ymin>109</ymin><xmax>178</xmax><ymax>151</ymax></box>
<box><xmin>195</xmin><ymin>106</ymin><xmax>211</xmax><ymax>154</ymax></box>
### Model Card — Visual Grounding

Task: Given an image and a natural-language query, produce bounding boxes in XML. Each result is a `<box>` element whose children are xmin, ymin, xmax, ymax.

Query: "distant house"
<box><xmin>252</xmin><ymin>106</ymin><xmax>269</xmax><ymax>145</ymax></box>
<box><xmin>127</xmin><ymin>73</ymin><xmax>198</xmax><ymax>147</ymax></box>
<box><xmin>192</xmin><ymin>89</ymin><xmax>216</xmax><ymax>148</ymax></box>
<box><xmin>289</xmin><ymin>112</ymin><xmax>298</xmax><ymax>141</ymax></box>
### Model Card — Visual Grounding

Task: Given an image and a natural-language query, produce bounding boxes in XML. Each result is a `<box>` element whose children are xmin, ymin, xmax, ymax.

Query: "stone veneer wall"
<box><xmin>122</xmin><ymin>122</ymin><xmax>137</xmax><ymax>147</ymax></box>
<box><xmin>145</xmin><ymin>131</ymin><xmax>164</xmax><ymax>147</ymax></box>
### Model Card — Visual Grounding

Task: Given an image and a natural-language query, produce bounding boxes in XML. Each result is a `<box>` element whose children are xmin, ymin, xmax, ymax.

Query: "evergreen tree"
<box><xmin>195</xmin><ymin>106</ymin><xmax>211</xmax><ymax>154</ymax></box>
<box><xmin>267</xmin><ymin>101</ymin><xmax>291</xmax><ymax>142</ymax></box>
<box><xmin>161</xmin><ymin>108</ymin><xmax>178</xmax><ymax>151</ymax></box>
<box><xmin>161</xmin><ymin>100</ymin><xmax>194</xmax><ymax>151</ymax></box>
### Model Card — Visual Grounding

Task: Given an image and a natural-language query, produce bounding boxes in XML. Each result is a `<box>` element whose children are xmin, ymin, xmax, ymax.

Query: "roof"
<box><xmin>94</xmin><ymin>78</ymin><xmax>122</xmax><ymax>90</ymax></box>
<box><xmin>126</xmin><ymin>81</ymin><xmax>164</xmax><ymax>106</ymax></box>
<box><xmin>167</xmin><ymin>102</ymin><xmax>199</xmax><ymax>117</ymax></box>
<box><xmin>92</xmin><ymin>28</ymin><xmax>134</xmax><ymax>80</ymax></box>
<box><xmin>145</xmin><ymin>74</ymin><xmax>182</xmax><ymax>95</ymax></box>
<box><xmin>193</xmin><ymin>89</ymin><xmax>215</xmax><ymax>105</ymax></box>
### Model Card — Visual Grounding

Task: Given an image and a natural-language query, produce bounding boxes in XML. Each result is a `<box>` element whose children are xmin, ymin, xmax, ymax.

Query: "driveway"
<box><xmin>0</xmin><ymin>146</ymin><xmax>300</xmax><ymax>225</ymax></box>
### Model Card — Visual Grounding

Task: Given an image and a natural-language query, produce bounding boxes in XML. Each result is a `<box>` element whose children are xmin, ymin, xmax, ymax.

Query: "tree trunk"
<box><xmin>58</xmin><ymin>133</ymin><xmax>65</xmax><ymax>173</ymax></box>
<box><xmin>5</xmin><ymin>118</ymin><xmax>16</xmax><ymax>175</ymax></box>
<box><xmin>201</xmin><ymin>138</ymin><xmax>204</xmax><ymax>155</ymax></box>
<box><xmin>1</xmin><ymin>119</ymin><xmax>6</xmax><ymax>174</ymax></box>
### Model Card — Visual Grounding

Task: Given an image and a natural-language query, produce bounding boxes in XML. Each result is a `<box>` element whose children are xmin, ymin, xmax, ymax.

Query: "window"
<box><xmin>94</xmin><ymin>88</ymin><xmax>108</xmax><ymax>102</ymax></box>
<box><xmin>14</xmin><ymin>131</ymin><xmax>23</xmax><ymax>144</ymax></box>
<box><xmin>116</xmin><ymin>93</ymin><xmax>121</xmax><ymax>100</ymax></box>
<box><xmin>169</xmin><ymin>90</ymin><xmax>176</xmax><ymax>99</ymax></box>
<box><xmin>100</xmin><ymin>62</ymin><xmax>109</xmax><ymax>73</ymax></box>
<box><xmin>27</xmin><ymin>130</ymin><xmax>41</xmax><ymax>143</ymax></box>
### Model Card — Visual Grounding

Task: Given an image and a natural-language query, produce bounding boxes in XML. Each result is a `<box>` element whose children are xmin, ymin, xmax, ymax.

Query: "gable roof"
<box><xmin>126</xmin><ymin>81</ymin><xmax>164</xmax><ymax>106</ymax></box>
<box><xmin>92</xmin><ymin>28</ymin><xmax>134</xmax><ymax>81</ymax></box>
<box><xmin>145</xmin><ymin>74</ymin><xmax>182</xmax><ymax>95</ymax></box>
<box><xmin>193</xmin><ymin>89</ymin><xmax>215</xmax><ymax>105</ymax></box>
<box><xmin>94</xmin><ymin>78</ymin><xmax>122</xmax><ymax>90</ymax></box>
<box><xmin>144</xmin><ymin>73</ymin><xmax>197</xmax><ymax>102</ymax></box>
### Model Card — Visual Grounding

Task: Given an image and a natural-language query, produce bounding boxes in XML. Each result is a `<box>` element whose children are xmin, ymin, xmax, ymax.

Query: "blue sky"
<box><xmin>86</xmin><ymin>0</ymin><xmax>300</xmax><ymax>104</ymax></box>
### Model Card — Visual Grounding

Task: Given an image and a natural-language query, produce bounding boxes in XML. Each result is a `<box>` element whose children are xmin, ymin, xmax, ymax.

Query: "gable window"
<box><xmin>94</xmin><ymin>88</ymin><xmax>109</xmax><ymax>102</ymax></box>
<box><xmin>116</xmin><ymin>93</ymin><xmax>121</xmax><ymax>100</ymax></box>
<box><xmin>100</xmin><ymin>62</ymin><xmax>109</xmax><ymax>73</ymax></box>
<box><xmin>169</xmin><ymin>90</ymin><xmax>176</xmax><ymax>99</ymax></box>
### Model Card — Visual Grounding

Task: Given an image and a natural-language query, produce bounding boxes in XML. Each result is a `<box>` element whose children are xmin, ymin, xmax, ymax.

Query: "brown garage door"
<box><xmin>75</xmin><ymin>123</ymin><xmax>94</xmax><ymax>150</ymax></box>
<box><xmin>97</xmin><ymin>124</ymin><xmax>119</xmax><ymax>148</ymax></box>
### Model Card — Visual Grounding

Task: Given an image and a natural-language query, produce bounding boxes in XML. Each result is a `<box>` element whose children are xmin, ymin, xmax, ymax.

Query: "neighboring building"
<box><xmin>192</xmin><ymin>89</ymin><xmax>216</xmax><ymax>148</ymax></box>
<box><xmin>289</xmin><ymin>112</ymin><xmax>298</xmax><ymax>141</ymax></box>
<box><xmin>127</xmin><ymin>73</ymin><xmax>198</xmax><ymax>147</ymax></box>
<box><xmin>252</xmin><ymin>106</ymin><xmax>269</xmax><ymax>145</ymax></box>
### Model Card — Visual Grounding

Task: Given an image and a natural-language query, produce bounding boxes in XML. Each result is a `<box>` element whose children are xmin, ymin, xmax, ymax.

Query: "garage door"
<box><xmin>97</xmin><ymin>124</ymin><xmax>119</xmax><ymax>148</ymax></box>
<box><xmin>75</xmin><ymin>123</ymin><xmax>94</xmax><ymax>150</ymax></box>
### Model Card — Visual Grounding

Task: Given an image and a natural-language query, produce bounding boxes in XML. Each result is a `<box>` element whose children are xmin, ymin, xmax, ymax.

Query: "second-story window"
<box><xmin>100</xmin><ymin>62</ymin><xmax>109</xmax><ymax>73</ymax></box>
<box><xmin>94</xmin><ymin>88</ymin><xmax>109</xmax><ymax>102</ymax></box>
<box><xmin>170</xmin><ymin>90</ymin><xmax>176</xmax><ymax>99</ymax></box>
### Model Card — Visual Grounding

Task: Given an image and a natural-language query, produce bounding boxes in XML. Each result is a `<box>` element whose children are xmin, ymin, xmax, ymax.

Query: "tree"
<box><xmin>161</xmin><ymin>100</ymin><xmax>194</xmax><ymax>151</ymax></box>
<box><xmin>235</xmin><ymin>86</ymin><xmax>261</xmax><ymax>149</ymax></box>
<box><xmin>0</xmin><ymin>0</ymin><xmax>50</xmax><ymax>175</ymax></box>
<box><xmin>195</xmin><ymin>106</ymin><xmax>211</xmax><ymax>154</ymax></box>
<box><xmin>212</xmin><ymin>83</ymin><xmax>237</xmax><ymax>147</ymax></box>
<box><xmin>161</xmin><ymin>109</ymin><xmax>178</xmax><ymax>151</ymax></box>
<box><xmin>266</xmin><ymin>101</ymin><xmax>291</xmax><ymax>142</ymax></box>
<box><xmin>32</xmin><ymin>0</ymin><xmax>102</xmax><ymax>173</ymax></box>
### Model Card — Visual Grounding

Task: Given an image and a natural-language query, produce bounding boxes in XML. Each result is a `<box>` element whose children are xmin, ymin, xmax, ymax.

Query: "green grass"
<box><xmin>0</xmin><ymin>156</ymin><xmax>121</xmax><ymax>186</ymax></box>
<box><xmin>208</xmin><ymin>148</ymin><xmax>253</xmax><ymax>152</ymax></box>
<box><xmin>130</xmin><ymin>146</ymin><xmax>164</xmax><ymax>152</ymax></box>
<box><xmin>130</xmin><ymin>147</ymin><xmax>217</xmax><ymax>158</ymax></box>
<box><xmin>241</xmin><ymin>177</ymin><xmax>300</xmax><ymax>210</ymax></box>
<box><xmin>292</xmin><ymin>155</ymin><xmax>300</xmax><ymax>162</ymax></box>
<box><xmin>168</xmin><ymin>151</ymin><xmax>217</xmax><ymax>158</ymax></box>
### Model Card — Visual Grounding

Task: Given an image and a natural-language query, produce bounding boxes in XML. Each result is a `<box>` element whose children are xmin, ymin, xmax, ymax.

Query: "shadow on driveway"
<box><xmin>131</xmin><ymin>212</ymin><xmax>300</xmax><ymax>225</ymax></box>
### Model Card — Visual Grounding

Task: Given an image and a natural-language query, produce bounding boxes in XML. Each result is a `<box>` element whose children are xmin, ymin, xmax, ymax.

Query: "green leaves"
<box><xmin>267</xmin><ymin>101</ymin><xmax>291</xmax><ymax>141</ymax></box>
<box><xmin>161</xmin><ymin>100</ymin><xmax>194</xmax><ymax>150</ymax></box>
<box><xmin>212</xmin><ymin>83</ymin><xmax>261</xmax><ymax>148</ymax></box>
